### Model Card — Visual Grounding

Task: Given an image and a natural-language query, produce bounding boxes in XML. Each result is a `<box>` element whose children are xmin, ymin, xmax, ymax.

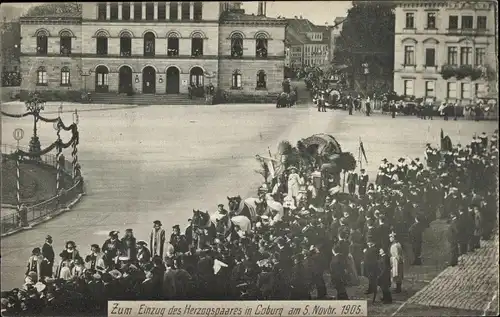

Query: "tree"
<box><xmin>333</xmin><ymin>1</ymin><xmax>395</xmax><ymax>89</ymax></box>
<box><xmin>24</xmin><ymin>3</ymin><xmax>82</xmax><ymax>16</ymax></box>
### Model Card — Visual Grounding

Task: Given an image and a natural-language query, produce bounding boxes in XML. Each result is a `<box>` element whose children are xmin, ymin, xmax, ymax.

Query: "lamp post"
<box><xmin>77</xmin><ymin>65</ymin><xmax>93</xmax><ymax>97</ymax></box>
<box><xmin>25</xmin><ymin>94</ymin><xmax>46</xmax><ymax>155</ymax></box>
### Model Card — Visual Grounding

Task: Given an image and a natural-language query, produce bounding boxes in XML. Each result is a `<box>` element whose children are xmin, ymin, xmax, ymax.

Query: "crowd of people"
<box><xmin>1</xmin><ymin>129</ymin><xmax>498</xmax><ymax>315</ymax></box>
<box><xmin>1</xmin><ymin>71</ymin><xmax>21</xmax><ymax>87</ymax></box>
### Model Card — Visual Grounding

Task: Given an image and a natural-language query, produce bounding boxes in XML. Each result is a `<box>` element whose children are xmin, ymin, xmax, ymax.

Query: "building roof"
<box><xmin>286</xmin><ymin>18</ymin><xmax>330</xmax><ymax>45</ymax></box>
<box><xmin>334</xmin><ymin>17</ymin><xmax>346</xmax><ymax>27</ymax></box>
<box><xmin>220</xmin><ymin>11</ymin><xmax>287</xmax><ymax>25</ymax></box>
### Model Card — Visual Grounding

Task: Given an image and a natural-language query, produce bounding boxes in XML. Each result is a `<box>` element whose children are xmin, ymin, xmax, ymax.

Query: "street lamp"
<box><xmin>25</xmin><ymin>94</ymin><xmax>46</xmax><ymax>155</ymax></box>
<box><xmin>77</xmin><ymin>65</ymin><xmax>93</xmax><ymax>95</ymax></box>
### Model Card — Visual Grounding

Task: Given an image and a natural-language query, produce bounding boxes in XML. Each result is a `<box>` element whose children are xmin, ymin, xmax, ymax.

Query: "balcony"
<box><xmin>446</xmin><ymin>28</ymin><xmax>490</xmax><ymax>36</ymax></box>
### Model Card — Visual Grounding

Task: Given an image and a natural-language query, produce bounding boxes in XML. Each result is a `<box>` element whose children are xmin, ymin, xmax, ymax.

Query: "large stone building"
<box><xmin>19</xmin><ymin>1</ymin><xmax>286</xmax><ymax>100</ymax></box>
<box><xmin>393</xmin><ymin>0</ymin><xmax>497</xmax><ymax>103</ymax></box>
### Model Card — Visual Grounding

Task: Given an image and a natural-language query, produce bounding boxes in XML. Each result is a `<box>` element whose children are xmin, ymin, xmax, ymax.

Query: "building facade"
<box><xmin>19</xmin><ymin>1</ymin><xmax>286</xmax><ymax>98</ymax></box>
<box><xmin>329</xmin><ymin>17</ymin><xmax>345</xmax><ymax>64</ymax></box>
<box><xmin>393</xmin><ymin>1</ymin><xmax>497</xmax><ymax>103</ymax></box>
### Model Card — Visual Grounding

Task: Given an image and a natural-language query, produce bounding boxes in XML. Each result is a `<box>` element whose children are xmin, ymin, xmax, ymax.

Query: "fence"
<box><xmin>1</xmin><ymin>144</ymin><xmax>82</xmax><ymax>235</ymax></box>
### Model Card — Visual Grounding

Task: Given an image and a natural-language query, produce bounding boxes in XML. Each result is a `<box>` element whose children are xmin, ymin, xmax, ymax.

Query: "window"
<box><xmin>405</xmin><ymin>13</ymin><xmax>414</xmax><ymax>28</ymax></box>
<box><xmin>403</xmin><ymin>80</ymin><xmax>414</xmax><ymax>96</ymax></box>
<box><xmin>143</xmin><ymin>32</ymin><xmax>155</xmax><ymax>57</ymax></box>
<box><xmin>404</xmin><ymin>46</ymin><xmax>415</xmax><ymax>65</ymax></box>
<box><xmin>461</xmin><ymin>83</ymin><xmax>470</xmax><ymax>99</ymax></box>
<box><xmin>120</xmin><ymin>31</ymin><xmax>132</xmax><ymax>56</ymax></box>
<box><xmin>158</xmin><ymin>3</ymin><xmax>166</xmax><ymax>20</ymax></box>
<box><xmin>461</xmin><ymin>16</ymin><xmax>473</xmax><ymax>29</ymax></box>
<box><xmin>36</xmin><ymin>31</ymin><xmax>48</xmax><ymax>55</ymax></box>
<box><xmin>232</xmin><ymin>70</ymin><xmax>242</xmax><ymax>88</ymax></box>
<box><xmin>427</xmin><ymin>12</ymin><xmax>436</xmax><ymax>29</ymax></box>
<box><xmin>110</xmin><ymin>3</ymin><xmax>118</xmax><ymax>20</ymax></box>
<box><xmin>447</xmin><ymin>82</ymin><xmax>457</xmax><ymax>98</ymax></box>
<box><xmin>447</xmin><ymin>47</ymin><xmax>458</xmax><ymax>65</ymax></box>
<box><xmin>193</xmin><ymin>2</ymin><xmax>202</xmax><ymax>21</ymax></box>
<box><xmin>167</xmin><ymin>35</ymin><xmax>179</xmax><ymax>56</ymax></box>
<box><xmin>231</xmin><ymin>33</ymin><xmax>244</xmax><ymax>58</ymax></box>
<box><xmin>191</xmin><ymin>36</ymin><xmax>203</xmax><ymax>57</ymax></box>
<box><xmin>477</xmin><ymin>16</ymin><xmax>487</xmax><ymax>30</ymax></box>
<box><xmin>122</xmin><ymin>3</ymin><xmax>130</xmax><ymax>20</ymax></box>
<box><xmin>425</xmin><ymin>81</ymin><xmax>435</xmax><ymax>97</ymax></box>
<box><xmin>37</xmin><ymin>66</ymin><xmax>47</xmax><ymax>85</ymax></box>
<box><xmin>98</xmin><ymin>3</ymin><xmax>107</xmax><ymax>20</ymax></box>
<box><xmin>95</xmin><ymin>66</ymin><xmax>109</xmax><ymax>88</ymax></box>
<box><xmin>60</xmin><ymin>31</ymin><xmax>72</xmax><ymax>55</ymax></box>
<box><xmin>145</xmin><ymin>2</ymin><xmax>154</xmax><ymax>20</ymax></box>
<box><xmin>134</xmin><ymin>2</ymin><xmax>142</xmax><ymax>20</ymax></box>
<box><xmin>460</xmin><ymin>47</ymin><xmax>472</xmax><ymax>65</ymax></box>
<box><xmin>181</xmin><ymin>2</ymin><xmax>190</xmax><ymax>20</ymax></box>
<box><xmin>448</xmin><ymin>15</ymin><xmax>458</xmax><ymax>29</ymax></box>
<box><xmin>256</xmin><ymin>70</ymin><xmax>267</xmax><ymax>89</ymax></box>
<box><xmin>475</xmin><ymin>48</ymin><xmax>485</xmax><ymax>66</ymax></box>
<box><xmin>60</xmin><ymin>67</ymin><xmax>70</xmax><ymax>86</ymax></box>
<box><xmin>96</xmin><ymin>32</ymin><xmax>108</xmax><ymax>55</ymax></box>
<box><xmin>474</xmin><ymin>83</ymin><xmax>485</xmax><ymax>97</ymax></box>
<box><xmin>256</xmin><ymin>38</ymin><xmax>268</xmax><ymax>58</ymax></box>
<box><xmin>190</xmin><ymin>67</ymin><xmax>204</xmax><ymax>86</ymax></box>
<box><xmin>170</xmin><ymin>2</ymin><xmax>178</xmax><ymax>21</ymax></box>
<box><xmin>425</xmin><ymin>48</ymin><xmax>436</xmax><ymax>66</ymax></box>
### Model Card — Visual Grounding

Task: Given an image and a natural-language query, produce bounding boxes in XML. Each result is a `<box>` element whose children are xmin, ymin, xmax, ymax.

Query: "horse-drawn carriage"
<box><xmin>276</xmin><ymin>79</ymin><xmax>298</xmax><ymax>108</ymax></box>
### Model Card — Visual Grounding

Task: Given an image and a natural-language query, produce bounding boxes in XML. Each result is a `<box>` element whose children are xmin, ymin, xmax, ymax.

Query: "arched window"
<box><xmin>95</xmin><ymin>66</ymin><xmax>109</xmax><ymax>92</ymax></box>
<box><xmin>231</xmin><ymin>33</ymin><xmax>244</xmax><ymax>58</ymax></box>
<box><xmin>167</xmin><ymin>32</ymin><xmax>179</xmax><ymax>56</ymax></box>
<box><xmin>190</xmin><ymin>67</ymin><xmax>204</xmax><ymax>86</ymax></box>
<box><xmin>96</xmin><ymin>30</ymin><xmax>108</xmax><ymax>55</ymax></box>
<box><xmin>191</xmin><ymin>32</ymin><xmax>204</xmax><ymax>57</ymax></box>
<box><xmin>256</xmin><ymin>70</ymin><xmax>266</xmax><ymax>89</ymax></box>
<box><xmin>37</xmin><ymin>66</ymin><xmax>47</xmax><ymax>85</ymax></box>
<box><xmin>36</xmin><ymin>30</ymin><xmax>48</xmax><ymax>55</ymax></box>
<box><xmin>60</xmin><ymin>30</ymin><xmax>72</xmax><ymax>55</ymax></box>
<box><xmin>255</xmin><ymin>33</ymin><xmax>268</xmax><ymax>58</ymax></box>
<box><xmin>232</xmin><ymin>70</ymin><xmax>242</xmax><ymax>89</ymax></box>
<box><xmin>60</xmin><ymin>66</ymin><xmax>70</xmax><ymax>86</ymax></box>
<box><xmin>120</xmin><ymin>31</ymin><xmax>132</xmax><ymax>56</ymax></box>
<box><xmin>143</xmin><ymin>32</ymin><xmax>155</xmax><ymax>57</ymax></box>
<box><xmin>193</xmin><ymin>2</ymin><xmax>203</xmax><ymax>21</ymax></box>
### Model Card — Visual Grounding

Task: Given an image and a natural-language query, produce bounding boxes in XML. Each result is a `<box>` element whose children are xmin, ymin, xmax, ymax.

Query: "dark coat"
<box><xmin>377</xmin><ymin>253</ymin><xmax>391</xmax><ymax>287</ymax></box>
<box><xmin>378</xmin><ymin>223</ymin><xmax>392</xmax><ymax>251</ymax></box>
<box><xmin>329</xmin><ymin>253</ymin><xmax>347</xmax><ymax>286</ymax></box>
<box><xmin>362</xmin><ymin>246</ymin><xmax>379</xmax><ymax>277</ymax></box>
<box><xmin>408</xmin><ymin>221</ymin><xmax>424</xmax><ymax>243</ymax></box>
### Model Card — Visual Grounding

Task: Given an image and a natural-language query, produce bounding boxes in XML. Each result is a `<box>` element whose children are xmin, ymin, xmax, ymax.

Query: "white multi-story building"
<box><xmin>393</xmin><ymin>0</ymin><xmax>497</xmax><ymax>103</ymax></box>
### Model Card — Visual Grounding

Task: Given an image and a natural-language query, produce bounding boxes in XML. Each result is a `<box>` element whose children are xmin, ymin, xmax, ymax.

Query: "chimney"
<box><xmin>257</xmin><ymin>1</ymin><xmax>264</xmax><ymax>16</ymax></box>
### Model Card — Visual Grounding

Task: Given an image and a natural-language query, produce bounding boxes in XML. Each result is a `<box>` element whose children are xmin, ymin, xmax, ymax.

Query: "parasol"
<box><xmin>301</xmin><ymin>134</ymin><xmax>343</xmax><ymax>157</ymax></box>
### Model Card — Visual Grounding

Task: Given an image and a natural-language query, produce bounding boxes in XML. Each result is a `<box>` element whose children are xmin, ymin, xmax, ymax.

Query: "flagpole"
<box><xmin>359</xmin><ymin>137</ymin><xmax>363</xmax><ymax>170</ymax></box>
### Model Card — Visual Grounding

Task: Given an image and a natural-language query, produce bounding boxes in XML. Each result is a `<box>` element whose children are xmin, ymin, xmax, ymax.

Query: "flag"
<box><xmin>360</xmin><ymin>139</ymin><xmax>368</xmax><ymax>164</ymax></box>
<box><xmin>267</xmin><ymin>147</ymin><xmax>275</xmax><ymax>179</ymax></box>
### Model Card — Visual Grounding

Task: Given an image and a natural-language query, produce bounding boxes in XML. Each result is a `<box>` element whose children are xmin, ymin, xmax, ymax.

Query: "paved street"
<box><xmin>1</xmin><ymin>102</ymin><xmax>497</xmax><ymax>290</ymax></box>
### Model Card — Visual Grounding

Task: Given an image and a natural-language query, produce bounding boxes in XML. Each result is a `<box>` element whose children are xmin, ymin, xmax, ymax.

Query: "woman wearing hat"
<box><xmin>59</xmin><ymin>241</ymin><xmax>82</xmax><ymax>263</ymax></box>
<box><xmin>102</xmin><ymin>231</ymin><xmax>122</xmax><ymax>269</ymax></box>
<box><xmin>287</xmin><ymin>166</ymin><xmax>303</xmax><ymax>206</ymax></box>
<box><xmin>26</xmin><ymin>248</ymin><xmax>43</xmax><ymax>283</ymax></box>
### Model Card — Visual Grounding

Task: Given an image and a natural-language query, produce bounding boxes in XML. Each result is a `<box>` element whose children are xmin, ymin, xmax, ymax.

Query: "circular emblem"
<box><xmin>13</xmin><ymin>128</ymin><xmax>24</xmax><ymax>141</ymax></box>
<box><xmin>53</xmin><ymin>121</ymin><xmax>59</xmax><ymax>131</ymax></box>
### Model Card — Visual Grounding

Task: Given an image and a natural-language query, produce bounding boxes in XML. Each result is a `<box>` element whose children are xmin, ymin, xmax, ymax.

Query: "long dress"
<box><xmin>287</xmin><ymin>173</ymin><xmax>303</xmax><ymax>200</ymax></box>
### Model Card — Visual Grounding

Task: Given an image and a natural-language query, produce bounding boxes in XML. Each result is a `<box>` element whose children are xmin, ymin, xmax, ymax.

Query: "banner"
<box><xmin>108</xmin><ymin>300</ymin><xmax>367</xmax><ymax>317</ymax></box>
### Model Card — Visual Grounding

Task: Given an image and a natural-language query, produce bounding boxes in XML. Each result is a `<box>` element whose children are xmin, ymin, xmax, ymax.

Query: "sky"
<box><xmin>1</xmin><ymin>1</ymin><xmax>351</xmax><ymax>25</ymax></box>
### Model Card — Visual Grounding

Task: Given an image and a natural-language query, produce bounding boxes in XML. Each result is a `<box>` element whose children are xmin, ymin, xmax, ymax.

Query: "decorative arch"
<box><xmin>94</xmin><ymin>29</ymin><xmax>110</xmax><ymax>38</ymax></box>
<box><xmin>458</xmin><ymin>37</ymin><xmax>475</xmax><ymax>45</ymax></box>
<box><xmin>423</xmin><ymin>38</ymin><xmax>440</xmax><ymax>45</ymax></box>
<box><xmin>59</xmin><ymin>29</ymin><xmax>75</xmax><ymax>37</ymax></box>
<box><xmin>166</xmin><ymin>30</ymin><xmax>181</xmax><ymax>38</ymax></box>
<box><xmin>142</xmin><ymin>29</ymin><xmax>158</xmax><ymax>38</ymax></box>
<box><xmin>119</xmin><ymin>29</ymin><xmax>134</xmax><ymax>38</ymax></box>
<box><xmin>141</xmin><ymin>64</ymin><xmax>158</xmax><ymax>72</ymax></box>
<box><xmin>165</xmin><ymin>65</ymin><xmax>182</xmax><ymax>73</ymax></box>
<box><xmin>190</xmin><ymin>30</ymin><xmax>207</xmax><ymax>39</ymax></box>
<box><xmin>401</xmin><ymin>37</ymin><xmax>417</xmax><ymax>44</ymax></box>
<box><xmin>254</xmin><ymin>31</ymin><xmax>270</xmax><ymax>39</ymax></box>
<box><xmin>118</xmin><ymin>64</ymin><xmax>135</xmax><ymax>73</ymax></box>
<box><xmin>229</xmin><ymin>31</ymin><xmax>245</xmax><ymax>39</ymax></box>
<box><xmin>94</xmin><ymin>64</ymin><xmax>110</xmax><ymax>72</ymax></box>
<box><xmin>34</xmin><ymin>28</ymin><xmax>50</xmax><ymax>37</ymax></box>
<box><xmin>188</xmin><ymin>65</ymin><xmax>205</xmax><ymax>73</ymax></box>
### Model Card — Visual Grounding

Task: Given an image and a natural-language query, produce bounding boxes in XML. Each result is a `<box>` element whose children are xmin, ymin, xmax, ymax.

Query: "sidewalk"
<box><xmin>1</xmin><ymin>101</ymin><xmax>145</xmax><ymax>114</ymax></box>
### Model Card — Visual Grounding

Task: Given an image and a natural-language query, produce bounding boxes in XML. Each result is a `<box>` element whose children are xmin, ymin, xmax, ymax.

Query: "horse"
<box><xmin>215</xmin><ymin>214</ymin><xmax>252</xmax><ymax>242</ymax></box>
<box><xmin>190</xmin><ymin>209</ymin><xmax>216</xmax><ymax>249</ymax></box>
<box><xmin>227</xmin><ymin>196</ymin><xmax>258</xmax><ymax>223</ymax></box>
<box><xmin>254</xmin><ymin>196</ymin><xmax>284</xmax><ymax>223</ymax></box>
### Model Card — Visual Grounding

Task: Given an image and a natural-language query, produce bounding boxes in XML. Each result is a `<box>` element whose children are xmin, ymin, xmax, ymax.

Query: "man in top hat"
<box><xmin>346</xmin><ymin>169</ymin><xmax>358</xmax><ymax>196</ymax></box>
<box><xmin>41</xmin><ymin>235</ymin><xmax>55</xmax><ymax>279</ymax></box>
<box><xmin>170</xmin><ymin>225</ymin><xmax>189</xmax><ymax>254</ymax></box>
<box><xmin>102</xmin><ymin>231</ymin><xmax>122</xmax><ymax>269</ymax></box>
<box><xmin>358</xmin><ymin>169</ymin><xmax>369</xmax><ymax>196</ymax></box>
<box><xmin>150</xmin><ymin>220</ymin><xmax>166</xmax><ymax>258</ymax></box>
<box><xmin>389</xmin><ymin>232</ymin><xmax>404</xmax><ymax>293</ymax></box>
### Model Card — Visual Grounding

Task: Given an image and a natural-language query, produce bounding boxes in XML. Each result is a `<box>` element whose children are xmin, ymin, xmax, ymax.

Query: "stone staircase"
<box><xmin>90</xmin><ymin>93</ymin><xmax>205</xmax><ymax>106</ymax></box>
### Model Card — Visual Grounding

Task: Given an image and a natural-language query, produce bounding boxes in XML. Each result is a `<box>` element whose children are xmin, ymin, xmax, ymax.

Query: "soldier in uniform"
<box><xmin>346</xmin><ymin>170</ymin><xmax>358</xmax><ymax>196</ymax></box>
<box><xmin>358</xmin><ymin>169</ymin><xmax>369</xmax><ymax>196</ymax></box>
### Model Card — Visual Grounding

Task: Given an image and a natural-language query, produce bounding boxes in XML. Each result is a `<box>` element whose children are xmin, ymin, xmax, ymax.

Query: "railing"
<box><xmin>1</xmin><ymin>179</ymin><xmax>83</xmax><ymax>235</ymax></box>
<box><xmin>446</xmin><ymin>28</ymin><xmax>490</xmax><ymax>36</ymax></box>
<box><xmin>1</xmin><ymin>144</ymin><xmax>73</xmax><ymax>175</ymax></box>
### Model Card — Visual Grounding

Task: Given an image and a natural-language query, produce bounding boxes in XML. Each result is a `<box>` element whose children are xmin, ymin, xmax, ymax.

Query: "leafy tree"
<box><xmin>24</xmin><ymin>3</ymin><xmax>82</xmax><ymax>16</ymax></box>
<box><xmin>333</xmin><ymin>1</ymin><xmax>395</xmax><ymax>90</ymax></box>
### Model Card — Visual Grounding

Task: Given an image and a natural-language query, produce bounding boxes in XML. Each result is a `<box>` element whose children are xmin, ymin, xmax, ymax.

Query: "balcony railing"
<box><xmin>446</xmin><ymin>28</ymin><xmax>489</xmax><ymax>36</ymax></box>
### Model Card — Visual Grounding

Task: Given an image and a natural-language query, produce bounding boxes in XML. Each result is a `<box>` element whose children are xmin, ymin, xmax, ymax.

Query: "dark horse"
<box><xmin>215</xmin><ymin>214</ymin><xmax>240</xmax><ymax>242</ymax></box>
<box><xmin>190</xmin><ymin>210</ymin><xmax>216</xmax><ymax>249</ymax></box>
<box><xmin>227</xmin><ymin>196</ymin><xmax>256</xmax><ymax>223</ymax></box>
